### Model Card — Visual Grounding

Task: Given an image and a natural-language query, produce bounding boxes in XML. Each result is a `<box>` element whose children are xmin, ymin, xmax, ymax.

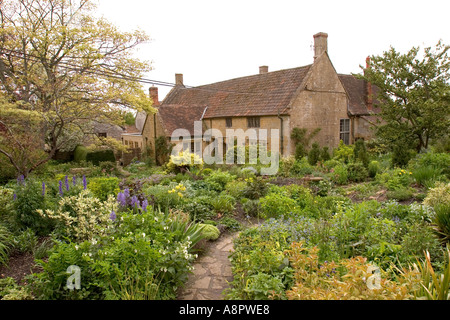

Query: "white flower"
<box><xmin>75</xmin><ymin>245</ymin><xmax>79</xmax><ymax>250</ymax></box>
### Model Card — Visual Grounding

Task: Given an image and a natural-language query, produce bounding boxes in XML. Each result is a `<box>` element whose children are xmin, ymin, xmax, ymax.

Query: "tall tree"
<box><xmin>359</xmin><ymin>41</ymin><xmax>449</xmax><ymax>155</ymax></box>
<box><xmin>0</xmin><ymin>0</ymin><xmax>153</xmax><ymax>176</ymax></box>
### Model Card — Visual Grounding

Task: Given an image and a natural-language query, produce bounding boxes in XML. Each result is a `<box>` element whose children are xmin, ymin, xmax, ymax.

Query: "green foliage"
<box><xmin>308</xmin><ymin>143</ymin><xmax>321</xmax><ymax>166</ymax></box>
<box><xmin>347</xmin><ymin>162</ymin><xmax>369</xmax><ymax>182</ymax></box>
<box><xmin>37</xmin><ymin>189</ymin><xmax>118</xmax><ymax>242</ymax></box>
<box><xmin>290</xmin><ymin>158</ymin><xmax>314</xmax><ymax>176</ymax></box>
<box><xmin>86</xmin><ymin>150</ymin><xmax>116</xmax><ymax>166</ymax></box>
<box><xmin>210</xmin><ymin>193</ymin><xmax>236</xmax><ymax>215</ymax></box>
<box><xmin>0</xmin><ymin>223</ymin><xmax>11</xmax><ymax>266</ymax></box>
<box><xmin>333</xmin><ymin>140</ymin><xmax>354</xmax><ymax>163</ymax></box>
<box><xmin>368</xmin><ymin>160</ymin><xmax>381</xmax><ymax>178</ymax></box>
<box><xmin>155</xmin><ymin>136</ymin><xmax>173</xmax><ymax>165</ymax></box>
<box><xmin>413</xmin><ymin>248</ymin><xmax>450</xmax><ymax>300</ymax></box>
<box><xmin>13</xmin><ymin>179</ymin><xmax>54</xmax><ymax>235</ymax></box>
<box><xmin>259</xmin><ymin>192</ymin><xmax>298</xmax><ymax>219</ymax></box>
<box><xmin>73</xmin><ymin>145</ymin><xmax>89</xmax><ymax>162</ymax></box>
<box><xmin>320</xmin><ymin>146</ymin><xmax>331</xmax><ymax>162</ymax></box>
<box><xmin>87</xmin><ymin>177</ymin><xmax>120</xmax><ymax>201</ymax></box>
<box><xmin>0</xmin><ymin>277</ymin><xmax>34</xmax><ymax>300</ymax></box>
<box><xmin>361</xmin><ymin>42</ymin><xmax>449</xmax><ymax>154</ymax></box>
<box><xmin>291</xmin><ymin>127</ymin><xmax>321</xmax><ymax>161</ymax></box>
<box><xmin>353</xmin><ymin>139</ymin><xmax>369</xmax><ymax>168</ymax></box>
<box><xmin>242</xmin><ymin>176</ymin><xmax>269</xmax><ymax>200</ymax></box>
<box><xmin>330</xmin><ymin>163</ymin><xmax>348</xmax><ymax>185</ymax></box>
<box><xmin>204</xmin><ymin>170</ymin><xmax>235</xmax><ymax>192</ymax></box>
<box><xmin>11</xmin><ymin>228</ymin><xmax>38</xmax><ymax>254</ymax></box>
<box><xmin>30</xmin><ymin>209</ymin><xmax>205</xmax><ymax>300</ymax></box>
<box><xmin>423</xmin><ymin>182</ymin><xmax>450</xmax><ymax>209</ymax></box>
<box><xmin>199</xmin><ymin>224</ymin><xmax>220</xmax><ymax>241</ymax></box>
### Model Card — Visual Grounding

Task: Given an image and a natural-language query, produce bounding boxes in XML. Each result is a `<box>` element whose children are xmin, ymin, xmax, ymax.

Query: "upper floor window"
<box><xmin>247</xmin><ymin>117</ymin><xmax>260</xmax><ymax>128</ymax></box>
<box><xmin>225</xmin><ymin>117</ymin><xmax>232</xmax><ymax>128</ymax></box>
<box><xmin>340</xmin><ymin>119</ymin><xmax>350</xmax><ymax>145</ymax></box>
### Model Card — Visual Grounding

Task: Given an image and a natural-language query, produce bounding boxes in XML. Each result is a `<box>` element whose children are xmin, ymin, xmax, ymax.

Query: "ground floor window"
<box><xmin>340</xmin><ymin>119</ymin><xmax>350</xmax><ymax>145</ymax></box>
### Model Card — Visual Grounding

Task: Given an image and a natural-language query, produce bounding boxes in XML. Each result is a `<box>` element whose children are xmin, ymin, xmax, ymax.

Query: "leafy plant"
<box><xmin>37</xmin><ymin>189</ymin><xmax>118</xmax><ymax>242</ymax></box>
<box><xmin>0</xmin><ymin>224</ymin><xmax>11</xmax><ymax>266</ymax></box>
<box><xmin>285</xmin><ymin>242</ymin><xmax>419</xmax><ymax>300</ymax></box>
<box><xmin>308</xmin><ymin>143</ymin><xmax>321</xmax><ymax>166</ymax></box>
<box><xmin>87</xmin><ymin>177</ymin><xmax>120</xmax><ymax>201</ymax></box>
<box><xmin>413</xmin><ymin>248</ymin><xmax>450</xmax><ymax>300</ymax></box>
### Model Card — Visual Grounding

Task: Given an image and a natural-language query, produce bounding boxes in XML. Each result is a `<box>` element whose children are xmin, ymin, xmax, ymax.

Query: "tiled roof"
<box><xmin>163</xmin><ymin>65</ymin><xmax>312</xmax><ymax>118</ymax></box>
<box><xmin>157</xmin><ymin>104</ymin><xmax>207</xmax><ymax>136</ymax></box>
<box><xmin>338</xmin><ymin>74</ymin><xmax>380</xmax><ymax>116</ymax></box>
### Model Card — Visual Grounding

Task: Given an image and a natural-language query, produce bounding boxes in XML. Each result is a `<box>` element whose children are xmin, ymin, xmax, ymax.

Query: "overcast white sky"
<box><xmin>95</xmin><ymin>0</ymin><xmax>449</xmax><ymax>100</ymax></box>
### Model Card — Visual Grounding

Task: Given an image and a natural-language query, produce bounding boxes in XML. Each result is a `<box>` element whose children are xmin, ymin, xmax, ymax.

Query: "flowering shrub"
<box><xmin>37</xmin><ymin>189</ymin><xmax>118</xmax><ymax>242</ymax></box>
<box><xmin>30</xmin><ymin>208</ymin><xmax>206</xmax><ymax>300</ymax></box>
<box><xmin>166</xmin><ymin>150</ymin><xmax>203</xmax><ymax>174</ymax></box>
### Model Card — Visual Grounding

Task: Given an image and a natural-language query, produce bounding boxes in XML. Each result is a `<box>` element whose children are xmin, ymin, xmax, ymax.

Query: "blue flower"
<box><xmin>42</xmin><ymin>182</ymin><xmax>46</xmax><ymax>197</ymax></box>
<box><xmin>117</xmin><ymin>192</ymin><xmax>126</xmax><ymax>206</ymax></box>
<box><xmin>72</xmin><ymin>176</ymin><xmax>77</xmax><ymax>186</ymax></box>
<box><xmin>82</xmin><ymin>175</ymin><xmax>87</xmax><ymax>190</ymax></box>
<box><xmin>64</xmin><ymin>175</ymin><xmax>70</xmax><ymax>191</ymax></box>
<box><xmin>131</xmin><ymin>195</ymin><xmax>139</xmax><ymax>208</ymax></box>
<box><xmin>110</xmin><ymin>211</ymin><xmax>117</xmax><ymax>221</ymax></box>
<box><xmin>141</xmin><ymin>199</ymin><xmax>148</xmax><ymax>212</ymax></box>
<box><xmin>59</xmin><ymin>180</ymin><xmax>64</xmax><ymax>196</ymax></box>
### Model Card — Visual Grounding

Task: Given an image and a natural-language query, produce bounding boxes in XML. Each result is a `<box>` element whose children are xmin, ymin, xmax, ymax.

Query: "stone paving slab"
<box><xmin>177</xmin><ymin>232</ymin><xmax>237</xmax><ymax>300</ymax></box>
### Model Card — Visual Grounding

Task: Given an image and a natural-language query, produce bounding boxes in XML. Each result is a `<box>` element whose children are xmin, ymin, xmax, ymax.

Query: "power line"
<box><xmin>0</xmin><ymin>48</ymin><xmax>290</xmax><ymax>96</ymax></box>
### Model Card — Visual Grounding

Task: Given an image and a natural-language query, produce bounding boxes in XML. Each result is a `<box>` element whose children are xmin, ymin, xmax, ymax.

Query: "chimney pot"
<box><xmin>149</xmin><ymin>86</ymin><xmax>159</xmax><ymax>106</ymax></box>
<box><xmin>313</xmin><ymin>32</ymin><xmax>328</xmax><ymax>60</ymax></box>
<box><xmin>259</xmin><ymin>66</ymin><xmax>268</xmax><ymax>74</ymax></box>
<box><xmin>175</xmin><ymin>73</ymin><xmax>184</xmax><ymax>86</ymax></box>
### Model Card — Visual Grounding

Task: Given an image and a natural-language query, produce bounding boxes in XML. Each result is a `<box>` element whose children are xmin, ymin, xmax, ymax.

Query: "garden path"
<box><xmin>177</xmin><ymin>232</ymin><xmax>238</xmax><ymax>300</ymax></box>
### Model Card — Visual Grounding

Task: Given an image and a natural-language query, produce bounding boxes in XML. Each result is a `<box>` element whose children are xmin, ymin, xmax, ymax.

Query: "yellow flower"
<box><xmin>178</xmin><ymin>192</ymin><xmax>183</xmax><ymax>198</ymax></box>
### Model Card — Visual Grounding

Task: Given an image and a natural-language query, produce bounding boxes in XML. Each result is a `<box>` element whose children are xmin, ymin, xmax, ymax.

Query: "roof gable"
<box><xmin>338</xmin><ymin>74</ymin><xmax>380</xmax><ymax>116</ymax></box>
<box><xmin>157</xmin><ymin>104</ymin><xmax>207</xmax><ymax>136</ymax></box>
<box><xmin>163</xmin><ymin>65</ymin><xmax>312</xmax><ymax>118</ymax></box>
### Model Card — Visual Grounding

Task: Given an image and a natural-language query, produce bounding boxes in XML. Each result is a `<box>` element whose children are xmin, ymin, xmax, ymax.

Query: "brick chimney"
<box><xmin>175</xmin><ymin>73</ymin><xmax>184</xmax><ymax>86</ymax></box>
<box><xmin>313</xmin><ymin>32</ymin><xmax>328</xmax><ymax>60</ymax></box>
<box><xmin>149</xmin><ymin>86</ymin><xmax>159</xmax><ymax>107</ymax></box>
<box><xmin>365</xmin><ymin>56</ymin><xmax>373</xmax><ymax>111</ymax></box>
<box><xmin>259</xmin><ymin>66</ymin><xmax>268</xmax><ymax>74</ymax></box>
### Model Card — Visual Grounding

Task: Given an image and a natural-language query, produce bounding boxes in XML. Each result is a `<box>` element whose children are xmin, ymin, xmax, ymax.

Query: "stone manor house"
<box><xmin>121</xmin><ymin>32</ymin><xmax>379</xmax><ymax>163</ymax></box>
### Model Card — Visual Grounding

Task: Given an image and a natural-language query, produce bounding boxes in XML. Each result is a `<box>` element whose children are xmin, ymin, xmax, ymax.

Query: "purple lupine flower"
<box><xmin>64</xmin><ymin>175</ymin><xmax>70</xmax><ymax>191</ymax></box>
<box><xmin>82</xmin><ymin>175</ymin><xmax>87</xmax><ymax>190</ymax></box>
<box><xmin>141</xmin><ymin>199</ymin><xmax>148</xmax><ymax>212</ymax></box>
<box><xmin>73</xmin><ymin>176</ymin><xmax>76</xmax><ymax>186</ymax></box>
<box><xmin>13</xmin><ymin>193</ymin><xmax>17</xmax><ymax>200</ymax></box>
<box><xmin>59</xmin><ymin>180</ymin><xmax>64</xmax><ymax>196</ymax></box>
<box><xmin>124</xmin><ymin>188</ymin><xmax>130</xmax><ymax>199</ymax></box>
<box><xmin>117</xmin><ymin>192</ymin><xmax>126</xmax><ymax>206</ymax></box>
<box><xmin>110</xmin><ymin>211</ymin><xmax>117</xmax><ymax>221</ymax></box>
<box><xmin>17</xmin><ymin>175</ymin><xmax>25</xmax><ymax>185</ymax></box>
<box><xmin>130</xmin><ymin>195</ymin><xmax>139</xmax><ymax>208</ymax></box>
<box><xmin>42</xmin><ymin>182</ymin><xmax>46</xmax><ymax>197</ymax></box>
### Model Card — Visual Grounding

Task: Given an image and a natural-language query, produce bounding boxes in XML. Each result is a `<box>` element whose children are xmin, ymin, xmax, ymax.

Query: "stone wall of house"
<box><xmin>141</xmin><ymin>112</ymin><xmax>166</xmax><ymax>155</ymax></box>
<box><xmin>288</xmin><ymin>53</ymin><xmax>349</xmax><ymax>152</ymax></box>
<box><xmin>352</xmin><ymin>116</ymin><xmax>377</xmax><ymax>141</ymax></box>
<box><xmin>204</xmin><ymin>115</ymin><xmax>290</xmax><ymax>158</ymax></box>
